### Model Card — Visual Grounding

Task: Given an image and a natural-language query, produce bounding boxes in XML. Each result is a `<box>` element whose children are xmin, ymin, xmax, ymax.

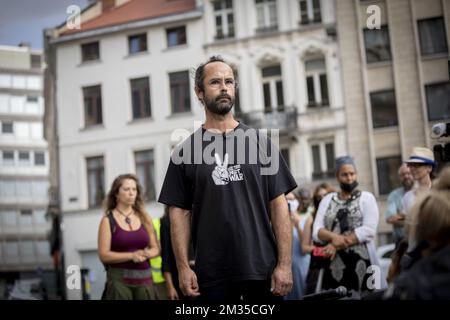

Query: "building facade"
<box><xmin>0</xmin><ymin>44</ymin><xmax>52</xmax><ymax>298</ymax></box>
<box><xmin>203</xmin><ymin>0</ymin><xmax>346</xmax><ymax>191</ymax></box>
<box><xmin>44</xmin><ymin>0</ymin><xmax>449</xmax><ymax>299</ymax></box>
<box><xmin>336</xmin><ymin>0</ymin><xmax>450</xmax><ymax>243</ymax></box>
<box><xmin>46</xmin><ymin>0</ymin><xmax>347</xmax><ymax>300</ymax></box>
<box><xmin>46</xmin><ymin>0</ymin><xmax>207</xmax><ymax>300</ymax></box>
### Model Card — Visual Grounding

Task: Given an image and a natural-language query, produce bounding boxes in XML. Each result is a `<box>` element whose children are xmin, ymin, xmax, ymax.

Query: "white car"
<box><xmin>376</xmin><ymin>243</ymin><xmax>396</xmax><ymax>283</ymax></box>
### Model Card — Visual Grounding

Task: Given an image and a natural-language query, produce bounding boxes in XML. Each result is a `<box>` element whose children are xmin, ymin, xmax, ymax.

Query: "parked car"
<box><xmin>377</xmin><ymin>243</ymin><xmax>396</xmax><ymax>283</ymax></box>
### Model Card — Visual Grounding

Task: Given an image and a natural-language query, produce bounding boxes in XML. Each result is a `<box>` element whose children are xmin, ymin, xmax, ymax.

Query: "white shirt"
<box><xmin>312</xmin><ymin>191</ymin><xmax>379</xmax><ymax>244</ymax></box>
<box><xmin>312</xmin><ymin>191</ymin><xmax>386</xmax><ymax>289</ymax></box>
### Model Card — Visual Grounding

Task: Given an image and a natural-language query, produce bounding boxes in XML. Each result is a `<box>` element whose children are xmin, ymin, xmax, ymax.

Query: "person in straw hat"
<box><xmin>402</xmin><ymin>147</ymin><xmax>435</xmax><ymax>217</ymax></box>
<box><xmin>401</xmin><ymin>147</ymin><xmax>435</xmax><ymax>265</ymax></box>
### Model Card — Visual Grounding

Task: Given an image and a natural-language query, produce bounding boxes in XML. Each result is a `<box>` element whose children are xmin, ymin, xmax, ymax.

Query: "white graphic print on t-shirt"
<box><xmin>212</xmin><ymin>153</ymin><xmax>244</xmax><ymax>186</ymax></box>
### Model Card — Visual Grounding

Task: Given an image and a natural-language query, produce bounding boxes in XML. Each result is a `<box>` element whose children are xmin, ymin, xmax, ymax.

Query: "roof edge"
<box><xmin>50</xmin><ymin>6</ymin><xmax>203</xmax><ymax>45</ymax></box>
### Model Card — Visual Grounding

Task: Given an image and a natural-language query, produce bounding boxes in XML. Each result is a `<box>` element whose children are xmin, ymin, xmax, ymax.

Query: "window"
<box><xmin>2</xmin><ymin>151</ymin><xmax>14</xmax><ymax>165</ymax></box>
<box><xmin>166</xmin><ymin>26</ymin><xmax>187</xmax><ymax>47</ymax></box>
<box><xmin>18</xmin><ymin>151</ymin><xmax>30</xmax><ymax>165</ymax></box>
<box><xmin>169</xmin><ymin>71</ymin><xmax>191</xmax><ymax>114</ymax></box>
<box><xmin>255</xmin><ymin>0</ymin><xmax>278</xmax><ymax>32</ymax></box>
<box><xmin>130</xmin><ymin>77</ymin><xmax>151</xmax><ymax>119</ymax></box>
<box><xmin>214</xmin><ymin>0</ymin><xmax>235</xmax><ymax>39</ymax></box>
<box><xmin>20</xmin><ymin>241</ymin><xmax>35</xmax><ymax>259</ymax></box>
<box><xmin>363</xmin><ymin>26</ymin><xmax>392</xmax><ymax>63</ymax></box>
<box><xmin>31</xmin><ymin>54</ymin><xmax>41</xmax><ymax>68</ymax></box>
<box><xmin>128</xmin><ymin>33</ymin><xmax>147</xmax><ymax>54</ymax></box>
<box><xmin>34</xmin><ymin>151</ymin><xmax>45</xmax><ymax>166</ymax></box>
<box><xmin>27</xmin><ymin>76</ymin><xmax>41</xmax><ymax>90</ymax></box>
<box><xmin>311</xmin><ymin>141</ymin><xmax>335</xmax><ymax>180</ymax></box>
<box><xmin>81</xmin><ymin>41</ymin><xmax>100</xmax><ymax>62</ymax></box>
<box><xmin>425</xmin><ymin>81</ymin><xmax>450</xmax><ymax>121</ymax></box>
<box><xmin>262</xmin><ymin>65</ymin><xmax>284</xmax><ymax>112</ymax></box>
<box><xmin>27</xmin><ymin>96</ymin><xmax>38</xmax><ymax>103</ymax></box>
<box><xmin>32</xmin><ymin>180</ymin><xmax>48</xmax><ymax>198</ymax></box>
<box><xmin>83</xmin><ymin>85</ymin><xmax>103</xmax><ymax>126</ymax></box>
<box><xmin>36</xmin><ymin>241</ymin><xmax>50</xmax><ymax>257</ymax></box>
<box><xmin>20</xmin><ymin>209</ymin><xmax>33</xmax><ymax>225</ymax></box>
<box><xmin>370</xmin><ymin>90</ymin><xmax>398</xmax><ymax>128</ymax></box>
<box><xmin>2</xmin><ymin>121</ymin><xmax>13</xmax><ymax>133</ymax></box>
<box><xmin>418</xmin><ymin>17</ymin><xmax>448</xmax><ymax>56</ymax></box>
<box><xmin>2</xmin><ymin>210</ymin><xmax>17</xmax><ymax>226</ymax></box>
<box><xmin>305</xmin><ymin>58</ymin><xmax>329</xmax><ymax>107</ymax></box>
<box><xmin>34</xmin><ymin>209</ymin><xmax>47</xmax><ymax>224</ymax></box>
<box><xmin>376</xmin><ymin>156</ymin><xmax>402</xmax><ymax>195</ymax></box>
<box><xmin>135</xmin><ymin>150</ymin><xmax>156</xmax><ymax>201</ymax></box>
<box><xmin>4</xmin><ymin>242</ymin><xmax>19</xmax><ymax>257</ymax></box>
<box><xmin>17</xmin><ymin>181</ymin><xmax>32</xmax><ymax>198</ymax></box>
<box><xmin>299</xmin><ymin>0</ymin><xmax>321</xmax><ymax>25</ymax></box>
<box><xmin>0</xmin><ymin>180</ymin><xmax>15</xmax><ymax>197</ymax></box>
<box><xmin>86</xmin><ymin>156</ymin><xmax>105</xmax><ymax>208</ymax></box>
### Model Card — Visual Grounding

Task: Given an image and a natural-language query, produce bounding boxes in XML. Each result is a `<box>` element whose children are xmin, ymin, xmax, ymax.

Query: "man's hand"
<box><xmin>387</xmin><ymin>214</ymin><xmax>406</xmax><ymax>227</ymax></box>
<box><xmin>270</xmin><ymin>265</ymin><xmax>293</xmax><ymax>296</ymax></box>
<box><xmin>178</xmin><ymin>267</ymin><xmax>200</xmax><ymax>297</ymax></box>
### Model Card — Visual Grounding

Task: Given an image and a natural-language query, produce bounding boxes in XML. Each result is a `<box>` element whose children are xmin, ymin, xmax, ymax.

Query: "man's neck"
<box><xmin>203</xmin><ymin>110</ymin><xmax>239</xmax><ymax>133</ymax></box>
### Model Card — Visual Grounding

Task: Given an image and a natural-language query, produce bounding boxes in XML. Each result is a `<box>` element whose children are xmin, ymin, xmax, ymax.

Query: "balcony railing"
<box><xmin>255</xmin><ymin>24</ymin><xmax>279</xmax><ymax>34</ymax></box>
<box><xmin>238</xmin><ymin>107</ymin><xmax>297</xmax><ymax>133</ymax></box>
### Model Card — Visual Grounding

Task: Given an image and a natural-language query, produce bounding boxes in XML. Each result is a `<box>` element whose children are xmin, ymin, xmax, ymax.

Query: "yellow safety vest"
<box><xmin>150</xmin><ymin>218</ymin><xmax>165</xmax><ymax>284</ymax></box>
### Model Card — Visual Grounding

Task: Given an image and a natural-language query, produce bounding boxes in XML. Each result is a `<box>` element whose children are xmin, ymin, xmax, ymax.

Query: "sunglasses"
<box><xmin>407</xmin><ymin>163</ymin><xmax>427</xmax><ymax>168</ymax></box>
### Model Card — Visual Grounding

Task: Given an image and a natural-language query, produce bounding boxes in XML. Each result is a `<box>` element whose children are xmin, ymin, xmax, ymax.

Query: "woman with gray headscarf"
<box><xmin>312</xmin><ymin>156</ymin><xmax>386</xmax><ymax>295</ymax></box>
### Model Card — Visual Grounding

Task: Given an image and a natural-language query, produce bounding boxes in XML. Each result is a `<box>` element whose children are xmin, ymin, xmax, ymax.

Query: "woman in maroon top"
<box><xmin>98</xmin><ymin>174</ymin><xmax>160</xmax><ymax>299</ymax></box>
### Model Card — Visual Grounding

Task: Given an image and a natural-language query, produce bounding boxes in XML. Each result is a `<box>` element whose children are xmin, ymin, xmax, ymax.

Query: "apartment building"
<box><xmin>336</xmin><ymin>0</ymin><xmax>450</xmax><ymax>242</ymax></box>
<box><xmin>0</xmin><ymin>44</ymin><xmax>52</xmax><ymax>298</ymax></box>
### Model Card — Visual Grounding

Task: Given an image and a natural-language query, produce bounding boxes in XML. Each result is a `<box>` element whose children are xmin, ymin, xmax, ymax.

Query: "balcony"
<box><xmin>238</xmin><ymin>107</ymin><xmax>297</xmax><ymax>133</ymax></box>
<box><xmin>255</xmin><ymin>24</ymin><xmax>279</xmax><ymax>34</ymax></box>
<box><xmin>214</xmin><ymin>31</ymin><xmax>235</xmax><ymax>41</ymax></box>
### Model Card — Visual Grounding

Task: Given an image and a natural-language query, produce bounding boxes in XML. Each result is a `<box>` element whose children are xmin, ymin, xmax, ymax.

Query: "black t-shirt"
<box><xmin>158</xmin><ymin>122</ymin><xmax>297</xmax><ymax>287</ymax></box>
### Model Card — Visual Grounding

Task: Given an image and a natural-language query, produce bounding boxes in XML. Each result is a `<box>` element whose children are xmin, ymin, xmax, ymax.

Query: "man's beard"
<box><xmin>402</xmin><ymin>180</ymin><xmax>414</xmax><ymax>190</ymax></box>
<box><xmin>204</xmin><ymin>93</ymin><xmax>235</xmax><ymax>116</ymax></box>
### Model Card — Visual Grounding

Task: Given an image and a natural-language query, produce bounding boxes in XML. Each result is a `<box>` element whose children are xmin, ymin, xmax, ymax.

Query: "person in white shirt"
<box><xmin>401</xmin><ymin>147</ymin><xmax>435</xmax><ymax>255</ymax></box>
<box><xmin>312</xmin><ymin>156</ymin><xmax>386</xmax><ymax>294</ymax></box>
<box><xmin>385</xmin><ymin>164</ymin><xmax>414</xmax><ymax>246</ymax></box>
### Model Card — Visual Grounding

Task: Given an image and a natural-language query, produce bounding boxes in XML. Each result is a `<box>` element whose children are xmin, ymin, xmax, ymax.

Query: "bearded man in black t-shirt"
<box><xmin>158</xmin><ymin>56</ymin><xmax>297</xmax><ymax>301</ymax></box>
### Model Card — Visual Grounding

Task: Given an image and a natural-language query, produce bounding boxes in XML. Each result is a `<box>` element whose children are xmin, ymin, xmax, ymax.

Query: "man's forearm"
<box><xmin>169</xmin><ymin>206</ymin><xmax>192</xmax><ymax>271</ymax></box>
<box><xmin>270</xmin><ymin>196</ymin><xmax>292</xmax><ymax>267</ymax></box>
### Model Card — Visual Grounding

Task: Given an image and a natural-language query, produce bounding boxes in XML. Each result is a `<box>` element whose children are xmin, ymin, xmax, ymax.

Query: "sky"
<box><xmin>0</xmin><ymin>0</ymin><xmax>91</xmax><ymax>50</ymax></box>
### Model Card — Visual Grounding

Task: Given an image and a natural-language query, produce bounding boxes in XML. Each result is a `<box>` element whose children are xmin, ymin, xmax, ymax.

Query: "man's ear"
<box><xmin>195</xmin><ymin>86</ymin><xmax>204</xmax><ymax>103</ymax></box>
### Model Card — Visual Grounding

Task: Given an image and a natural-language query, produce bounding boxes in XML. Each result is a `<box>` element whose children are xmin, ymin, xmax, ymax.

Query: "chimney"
<box><xmin>101</xmin><ymin>0</ymin><xmax>115</xmax><ymax>12</ymax></box>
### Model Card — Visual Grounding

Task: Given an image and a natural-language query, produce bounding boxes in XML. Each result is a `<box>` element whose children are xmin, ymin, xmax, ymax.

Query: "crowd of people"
<box><xmin>96</xmin><ymin>153</ymin><xmax>449</xmax><ymax>300</ymax></box>
<box><xmin>95</xmin><ymin>56</ymin><xmax>449</xmax><ymax>300</ymax></box>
